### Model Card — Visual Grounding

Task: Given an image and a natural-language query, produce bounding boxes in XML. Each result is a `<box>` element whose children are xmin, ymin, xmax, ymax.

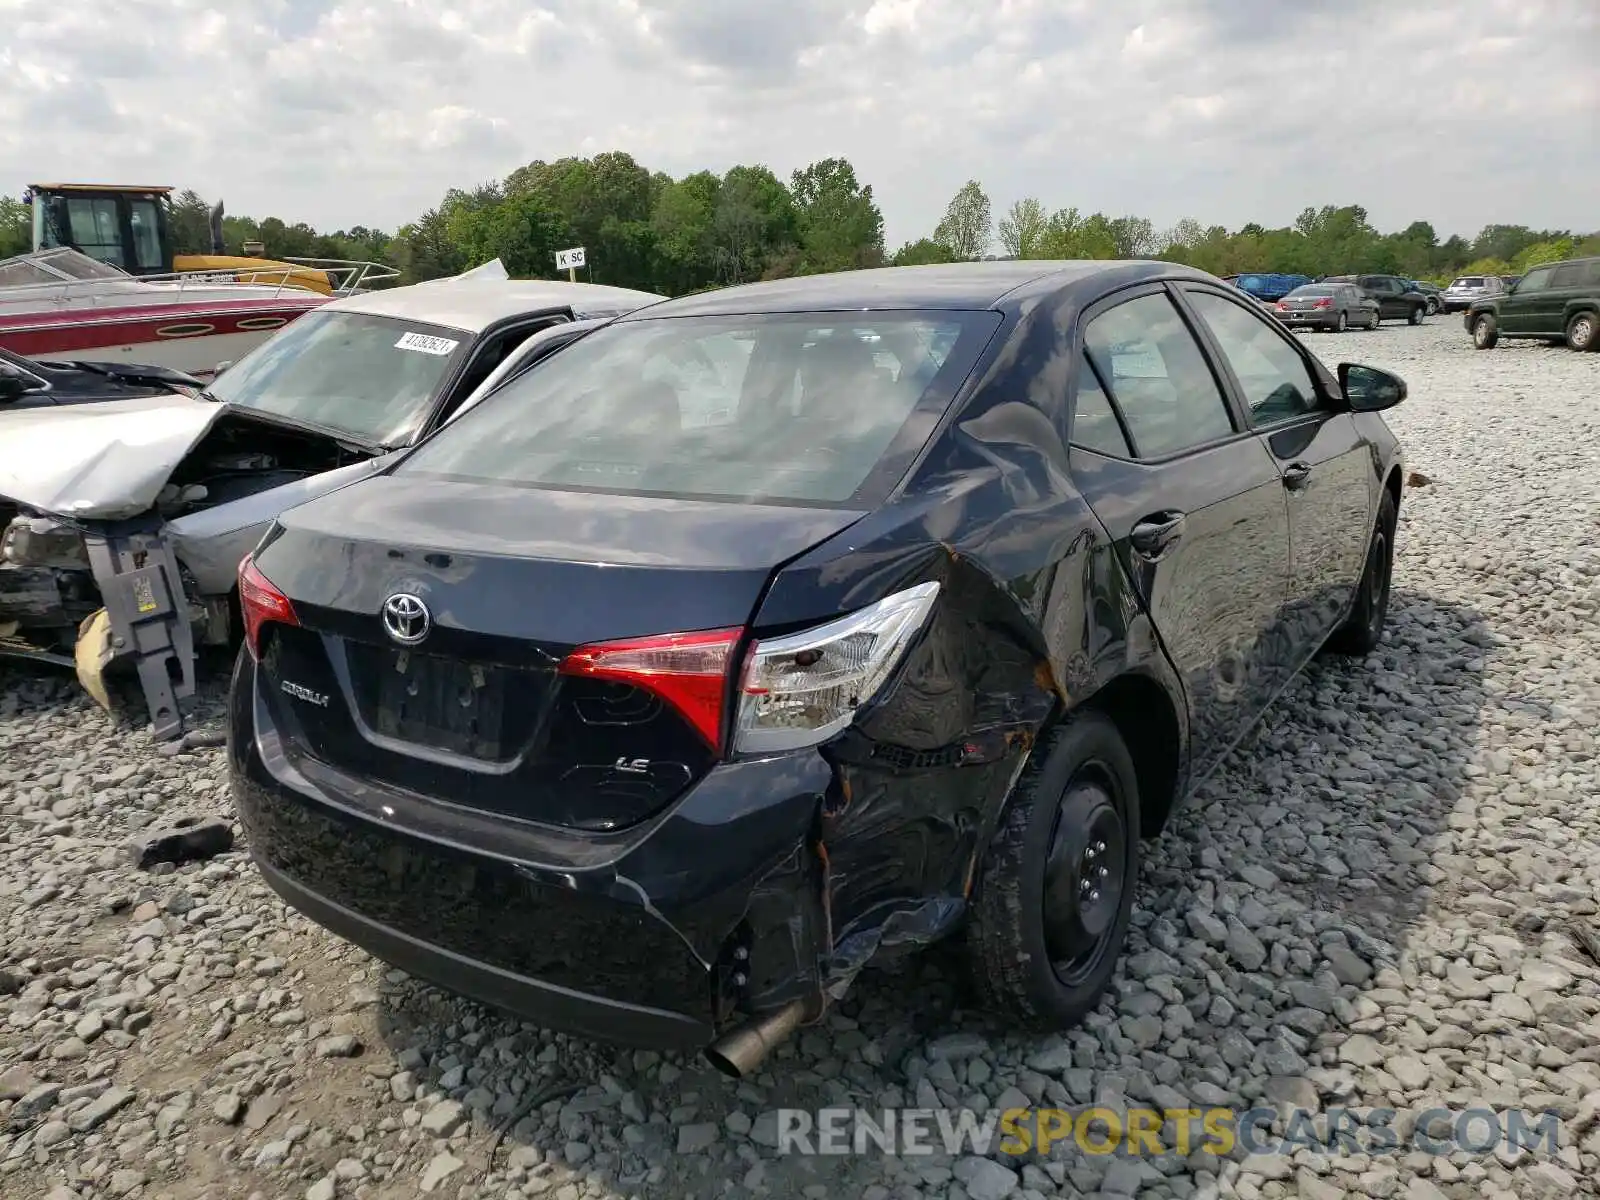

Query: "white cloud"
<box><xmin>0</xmin><ymin>0</ymin><xmax>1594</xmax><ymax>244</ymax></box>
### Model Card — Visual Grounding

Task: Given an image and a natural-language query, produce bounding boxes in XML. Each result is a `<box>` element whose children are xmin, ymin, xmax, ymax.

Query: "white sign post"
<box><xmin>555</xmin><ymin>246</ymin><xmax>587</xmax><ymax>281</ymax></box>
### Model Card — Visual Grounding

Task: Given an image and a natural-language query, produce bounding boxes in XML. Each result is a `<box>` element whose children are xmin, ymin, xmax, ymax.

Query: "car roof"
<box><xmin>320</xmin><ymin>279</ymin><xmax>667</xmax><ymax>333</ymax></box>
<box><xmin>620</xmin><ymin>260</ymin><xmax>1214</xmax><ymax>319</ymax></box>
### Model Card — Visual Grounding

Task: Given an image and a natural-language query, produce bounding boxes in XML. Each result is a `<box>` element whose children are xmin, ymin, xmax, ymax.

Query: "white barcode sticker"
<box><xmin>395</xmin><ymin>331</ymin><xmax>460</xmax><ymax>356</ymax></box>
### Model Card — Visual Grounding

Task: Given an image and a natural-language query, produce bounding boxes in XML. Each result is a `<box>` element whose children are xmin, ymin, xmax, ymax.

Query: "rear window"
<box><xmin>1286</xmin><ymin>286</ymin><xmax>1335</xmax><ymax>297</ymax></box>
<box><xmin>1452</xmin><ymin>277</ymin><xmax>1485</xmax><ymax>287</ymax></box>
<box><xmin>398</xmin><ymin>311</ymin><xmax>999</xmax><ymax>506</ymax></box>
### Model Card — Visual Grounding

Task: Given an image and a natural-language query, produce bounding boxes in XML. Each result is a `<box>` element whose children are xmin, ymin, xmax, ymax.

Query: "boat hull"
<box><xmin>0</xmin><ymin>296</ymin><xmax>326</xmax><ymax>379</ymax></box>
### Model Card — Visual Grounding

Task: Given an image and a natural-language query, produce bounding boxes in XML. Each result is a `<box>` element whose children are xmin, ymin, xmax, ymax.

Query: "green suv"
<box><xmin>1468</xmin><ymin>256</ymin><xmax>1600</xmax><ymax>351</ymax></box>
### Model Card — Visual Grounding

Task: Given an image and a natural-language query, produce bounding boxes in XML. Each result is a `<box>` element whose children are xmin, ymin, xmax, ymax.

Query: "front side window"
<box><xmin>399</xmin><ymin>311</ymin><xmax>995</xmax><ymax>506</ymax></box>
<box><xmin>1082</xmin><ymin>292</ymin><xmax>1235</xmax><ymax>458</ymax></box>
<box><xmin>207</xmin><ymin>311</ymin><xmax>471</xmax><ymax>445</ymax></box>
<box><xmin>1516</xmin><ymin>268</ymin><xmax>1552</xmax><ymax>294</ymax></box>
<box><xmin>1186</xmin><ymin>291</ymin><xmax>1319</xmax><ymax>427</ymax></box>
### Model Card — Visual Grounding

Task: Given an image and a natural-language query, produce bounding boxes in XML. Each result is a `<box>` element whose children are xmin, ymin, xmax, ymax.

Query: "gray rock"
<box><xmin>953</xmin><ymin>1155</ymin><xmax>1019</xmax><ymax>1200</ymax></box>
<box><xmin>419</xmin><ymin>1152</ymin><xmax>464</xmax><ymax>1192</ymax></box>
<box><xmin>420</xmin><ymin>1099</ymin><xmax>466</xmax><ymax>1137</ymax></box>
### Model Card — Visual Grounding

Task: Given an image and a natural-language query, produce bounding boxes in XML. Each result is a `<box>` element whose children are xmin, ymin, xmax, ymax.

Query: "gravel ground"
<box><xmin>3</xmin><ymin>320</ymin><xmax>1599</xmax><ymax>1200</ymax></box>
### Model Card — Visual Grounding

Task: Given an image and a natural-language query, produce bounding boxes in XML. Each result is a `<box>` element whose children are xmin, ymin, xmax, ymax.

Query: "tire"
<box><xmin>1472</xmin><ymin>313</ymin><xmax>1499</xmax><ymax>349</ymax></box>
<box><xmin>1427</xmin><ymin>298</ymin><xmax>1440</xmax><ymax>315</ymax></box>
<box><xmin>1565</xmin><ymin>310</ymin><xmax>1599</xmax><ymax>352</ymax></box>
<box><xmin>1407</xmin><ymin>304</ymin><xmax>1424</xmax><ymax>326</ymax></box>
<box><xmin>1335</xmin><ymin>310</ymin><xmax>1348</xmax><ymax>333</ymax></box>
<box><xmin>965</xmin><ymin>711</ymin><xmax>1140</xmax><ymax>1030</ymax></box>
<box><xmin>1325</xmin><ymin>489</ymin><xmax>1396</xmax><ymax>657</ymax></box>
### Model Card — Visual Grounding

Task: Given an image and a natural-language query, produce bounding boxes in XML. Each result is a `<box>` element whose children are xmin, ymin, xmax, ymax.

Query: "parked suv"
<box><xmin>1467</xmin><ymin>256</ymin><xmax>1600</xmax><ymax>352</ymax></box>
<box><xmin>1442</xmin><ymin>275</ymin><xmax>1504</xmax><ymax>312</ymax></box>
<box><xmin>1326</xmin><ymin>275</ymin><xmax>1429</xmax><ymax>325</ymax></box>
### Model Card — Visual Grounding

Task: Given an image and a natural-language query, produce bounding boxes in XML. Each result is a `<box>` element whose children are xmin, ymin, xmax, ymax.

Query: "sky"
<box><xmin>2</xmin><ymin>0</ymin><xmax>1596</xmax><ymax>249</ymax></box>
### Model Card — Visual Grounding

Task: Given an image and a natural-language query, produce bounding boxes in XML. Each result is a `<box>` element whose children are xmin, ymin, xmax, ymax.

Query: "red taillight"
<box><xmin>1275</xmin><ymin>302</ymin><xmax>1288</xmax><ymax>310</ymax></box>
<box><xmin>1313</xmin><ymin>298</ymin><xmax>1332</xmax><ymax>308</ymax></box>
<box><xmin>238</xmin><ymin>554</ymin><xmax>298</xmax><ymax>660</ymax></box>
<box><xmin>558</xmin><ymin>628</ymin><xmax>740</xmax><ymax>752</ymax></box>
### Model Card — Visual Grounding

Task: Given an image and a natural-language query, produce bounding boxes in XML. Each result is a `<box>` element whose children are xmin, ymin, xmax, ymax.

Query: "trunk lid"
<box><xmin>252</xmin><ymin>475</ymin><xmax>864</xmax><ymax>830</ymax></box>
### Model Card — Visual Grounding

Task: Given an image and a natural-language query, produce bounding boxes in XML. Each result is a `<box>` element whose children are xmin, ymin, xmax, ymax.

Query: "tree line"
<box><xmin>2</xmin><ymin>160</ymin><xmax>1594</xmax><ymax>292</ymax></box>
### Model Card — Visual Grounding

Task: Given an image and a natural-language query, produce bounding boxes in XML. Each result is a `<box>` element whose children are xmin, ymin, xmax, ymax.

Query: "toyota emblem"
<box><xmin>381</xmin><ymin>593</ymin><xmax>431</xmax><ymax>646</ymax></box>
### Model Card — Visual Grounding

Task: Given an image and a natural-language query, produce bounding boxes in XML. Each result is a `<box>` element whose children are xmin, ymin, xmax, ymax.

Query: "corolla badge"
<box><xmin>382</xmin><ymin>593</ymin><xmax>431</xmax><ymax>646</ymax></box>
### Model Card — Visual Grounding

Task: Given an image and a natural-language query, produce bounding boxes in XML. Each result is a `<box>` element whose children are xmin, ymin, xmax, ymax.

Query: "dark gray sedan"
<box><xmin>1273</xmin><ymin>284</ymin><xmax>1379</xmax><ymax>332</ymax></box>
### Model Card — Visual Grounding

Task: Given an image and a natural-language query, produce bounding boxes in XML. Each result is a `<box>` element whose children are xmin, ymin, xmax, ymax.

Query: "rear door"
<box><xmin>1178</xmin><ymin>285</ymin><xmax>1374</xmax><ymax>660</ymax></box>
<box><xmin>1066</xmin><ymin>286</ymin><xmax>1292</xmax><ymax>778</ymax></box>
<box><xmin>1544</xmin><ymin>262</ymin><xmax>1588</xmax><ymax>336</ymax></box>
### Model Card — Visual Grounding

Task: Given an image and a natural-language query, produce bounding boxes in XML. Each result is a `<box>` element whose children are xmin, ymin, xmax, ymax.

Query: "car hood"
<box><xmin>0</xmin><ymin>393</ymin><xmax>229</xmax><ymax>518</ymax></box>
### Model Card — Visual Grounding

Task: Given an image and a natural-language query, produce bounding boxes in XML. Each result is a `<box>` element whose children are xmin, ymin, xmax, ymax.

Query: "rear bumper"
<box><xmin>228</xmin><ymin>652</ymin><xmax>834</xmax><ymax>1050</ymax></box>
<box><xmin>1277</xmin><ymin>311</ymin><xmax>1337</xmax><ymax>327</ymax></box>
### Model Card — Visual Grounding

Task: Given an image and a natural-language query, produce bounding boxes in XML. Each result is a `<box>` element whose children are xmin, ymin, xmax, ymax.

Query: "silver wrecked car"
<box><xmin>0</xmin><ymin>262</ymin><xmax>663</xmax><ymax>738</ymax></box>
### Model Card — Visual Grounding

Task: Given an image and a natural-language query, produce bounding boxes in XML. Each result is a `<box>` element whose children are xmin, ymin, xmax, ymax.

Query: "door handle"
<box><xmin>1282</xmin><ymin>462</ymin><xmax>1313</xmax><ymax>491</ymax></box>
<box><xmin>1130</xmin><ymin>511</ymin><xmax>1186</xmax><ymax>559</ymax></box>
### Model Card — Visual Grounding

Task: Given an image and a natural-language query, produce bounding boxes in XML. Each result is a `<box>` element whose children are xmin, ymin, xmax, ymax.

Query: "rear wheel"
<box><xmin>1565</xmin><ymin>310</ymin><xmax>1599</xmax><ymax>352</ymax></box>
<box><xmin>1326</xmin><ymin>490</ymin><xmax>1395</xmax><ymax>656</ymax></box>
<box><xmin>1408</xmin><ymin>304</ymin><xmax>1425</xmax><ymax>325</ymax></box>
<box><xmin>1472</xmin><ymin>314</ymin><xmax>1499</xmax><ymax>349</ymax></box>
<box><xmin>1335</xmin><ymin>310</ymin><xmax>1348</xmax><ymax>333</ymax></box>
<box><xmin>965</xmin><ymin>712</ymin><xmax>1140</xmax><ymax>1030</ymax></box>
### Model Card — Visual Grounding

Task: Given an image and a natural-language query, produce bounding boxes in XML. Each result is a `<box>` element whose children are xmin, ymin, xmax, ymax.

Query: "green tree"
<box><xmin>711</xmin><ymin>165</ymin><xmax>799</xmax><ymax>284</ymax></box>
<box><xmin>933</xmin><ymin>180</ymin><xmax>991</xmax><ymax>260</ymax></box>
<box><xmin>891</xmin><ymin>238</ymin><xmax>957</xmax><ymax>266</ymax></box>
<box><xmin>1036</xmin><ymin>207</ymin><xmax>1117</xmax><ymax>259</ymax></box>
<box><xmin>789</xmin><ymin>158</ymin><xmax>885</xmax><ymax>274</ymax></box>
<box><xmin>167</xmin><ymin>189</ymin><xmax>215</xmax><ymax>255</ymax></box>
<box><xmin>1107</xmin><ymin>215</ymin><xmax>1158</xmax><ymax>259</ymax></box>
<box><xmin>447</xmin><ymin>193</ymin><xmax>567</xmax><ymax>278</ymax></box>
<box><xmin>652</xmin><ymin>171</ymin><xmax>721</xmax><ymax>294</ymax></box>
<box><xmin>0</xmin><ymin>195</ymin><xmax>30</xmax><ymax>257</ymax></box>
<box><xmin>997</xmin><ymin>198</ymin><xmax>1048</xmax><ymax>258</ymax></box>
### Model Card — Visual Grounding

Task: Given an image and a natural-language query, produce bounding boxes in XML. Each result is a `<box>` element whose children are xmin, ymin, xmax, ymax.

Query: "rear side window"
<box><xmin>1082</xmin><ymin>292</ymin><xmax>1235</xmax><ymax>458</ymax></box>
<box><xmin>1549</xmin><ymin>263</ymin><xmax>1584</xmax><ymax>289</ymax></box>
<box><xmin>398</xmin><ymin>311</ymin><xmax>998</xmax><ymax>506</ymax></box>
<box><xmin>1069</xmin><ymin>356</ymin><xmax>1132</xmax><ymax>457</ymax></box>
<box><xmin>1582</xmin><ymin>261</ymin><xmax>1600</xmax><ymax>287</ymax></box>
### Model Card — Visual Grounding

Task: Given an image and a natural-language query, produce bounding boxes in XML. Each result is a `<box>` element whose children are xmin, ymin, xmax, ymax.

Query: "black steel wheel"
<box><xmin>1326</xmin><ymin>489</ymin><xmax>1396</xmax><ymax>656</ymax></box>
<box><xmin>965</xmin><ymin>711</ymin><xmax>1141</xmax><ymax>1029</ymax></box>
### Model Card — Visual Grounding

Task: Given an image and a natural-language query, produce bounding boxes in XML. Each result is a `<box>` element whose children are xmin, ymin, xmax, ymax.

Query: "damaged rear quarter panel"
<box><xmin>750</xmin><ymin>291</ymin><xmax>1188</xmax><ymax>991</ymax></box>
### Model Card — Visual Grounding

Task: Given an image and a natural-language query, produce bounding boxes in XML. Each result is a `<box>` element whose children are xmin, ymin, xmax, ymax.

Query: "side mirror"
<box><xmin>1340</xmin><ymin>363</ymin><xmax>1406</xmax><ymax>412</ymax></box>
<box><xmin>0</xmin><ymin>372</ymin><xmax>41</xmax><ymax>402</ymax></box>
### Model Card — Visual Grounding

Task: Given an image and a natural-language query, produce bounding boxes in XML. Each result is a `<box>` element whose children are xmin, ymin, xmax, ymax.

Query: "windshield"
<box><xmin>207</xmin><ymin>310</ymin><xmax>469</xmax><ymax>445</ymax></box>
<box><xmin>398</xmin><ymin>310</ymin><xmax>999</xmax><ymax>507</ymax></box>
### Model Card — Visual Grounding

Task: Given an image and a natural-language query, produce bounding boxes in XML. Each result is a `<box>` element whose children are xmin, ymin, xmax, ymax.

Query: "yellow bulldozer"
<box><xmin>24</xmin><ymin>182</ymin><xmax>373</xmax><ymax>295</ymax></box>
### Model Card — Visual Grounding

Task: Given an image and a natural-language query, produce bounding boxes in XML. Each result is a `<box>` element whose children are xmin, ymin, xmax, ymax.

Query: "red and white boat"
<box><xmin>0</xmin><ymin>248</ymin><xmax>394</xmax><ymax>380</ymax></box>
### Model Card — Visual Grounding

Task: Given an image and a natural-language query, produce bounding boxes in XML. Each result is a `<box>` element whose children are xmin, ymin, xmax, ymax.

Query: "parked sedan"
<box><xmin>1274</xmin><ymin>283</ymin><xmax>1379</xmax><ymax>332</ymax></box>
<box><xmin>230</xmin><ymin>261</ymin><xmax>1407</xmax><ymax>1075</ymax></box>
<box><xmin>1324</xmin><ymin>275</ymin><xmax>1429</xmax><ymax>324</ymax></box>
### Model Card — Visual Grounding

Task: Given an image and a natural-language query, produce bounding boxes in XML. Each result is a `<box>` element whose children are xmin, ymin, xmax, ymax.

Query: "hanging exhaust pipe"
<box><xmin>703</xmin><ymin>999</ymin><xmax>807</xmax><ymax>1079</ymax></box>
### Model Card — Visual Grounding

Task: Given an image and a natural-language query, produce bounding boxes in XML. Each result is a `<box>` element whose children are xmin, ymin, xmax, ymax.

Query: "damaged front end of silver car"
<box><xmin>1</xmin><ymin>393</ymin><xmax>380</xmax><ymax>739</ymax></box>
